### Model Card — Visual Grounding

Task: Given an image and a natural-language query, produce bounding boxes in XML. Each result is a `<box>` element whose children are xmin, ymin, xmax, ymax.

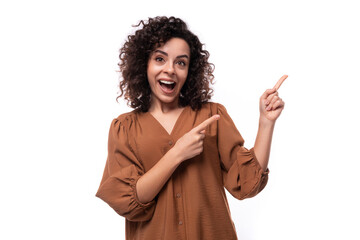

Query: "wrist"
<box><xmin>259</xmin><ymin>116</ymin><xmax>276</xmax><ymax>128</ymax></box>
<box><xmin>168</xmin><ymin>147</ymin><xmax>183</xmax><ymax>165</ymax></box>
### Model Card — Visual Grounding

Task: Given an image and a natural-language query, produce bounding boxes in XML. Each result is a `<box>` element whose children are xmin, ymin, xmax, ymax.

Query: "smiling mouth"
<box><xmin>158</xmin><ymin>80</ymin><xmax>176</xmax><ymax>91</ymax></box>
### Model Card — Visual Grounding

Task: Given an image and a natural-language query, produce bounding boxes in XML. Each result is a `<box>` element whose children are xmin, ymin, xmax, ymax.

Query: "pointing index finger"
<box><xmin>194</xmin><ymin>115</ymin><xmax>220</xmax><ymax>133</ymax></box>
<box><xmin>274</xmin><ymin>75</ymin><xmax>288</xmax><ymax>91</ymax></box>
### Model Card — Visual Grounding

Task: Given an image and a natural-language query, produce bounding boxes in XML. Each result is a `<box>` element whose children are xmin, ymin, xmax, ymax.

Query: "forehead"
<box><xmin>155</xmin><ymin>38</ymin><xmax>190</xmax><ymax>55</ymax></box>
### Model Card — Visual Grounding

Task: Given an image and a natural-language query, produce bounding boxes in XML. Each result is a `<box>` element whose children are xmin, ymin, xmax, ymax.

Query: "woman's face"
<box><xmin>147</xmin><ymin>37</ymin><xmax>190</xmax><ymax>107</ymax></box>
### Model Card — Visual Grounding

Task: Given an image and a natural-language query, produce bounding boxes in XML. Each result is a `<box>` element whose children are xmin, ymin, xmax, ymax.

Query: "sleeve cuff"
<box><xmin>250</xmin><ymin>147</ymin><xmax>270</xmax><ymax>176</ymax></box>
<box><xmin>131</xmin><ymin>174</ymin><xmax>156</xmax><ymax>208</ymax></box>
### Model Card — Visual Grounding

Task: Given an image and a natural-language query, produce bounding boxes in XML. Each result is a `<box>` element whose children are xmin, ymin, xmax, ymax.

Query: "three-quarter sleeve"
<box><xmin>217</xmin><ymin>103</ymin><xmax>269</xmax><ymax>200</ymax></box>
<box><xmin>95</xmin><ymin>117</ymin><xmax>156</xmax><ymax>221</ymax></box>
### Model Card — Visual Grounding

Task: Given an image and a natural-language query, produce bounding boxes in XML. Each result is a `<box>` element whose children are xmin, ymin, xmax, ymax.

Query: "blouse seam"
<box><xmin>128</xmin><ymin>113</ymin><xmax>147</xmax><ymax>168</ymax></box>
<box><xmin>120</xmin><ymin>113</ymin><xmax>155</xmax><ymax>209</ymax></box>
<box><xmin>122</xmin><ymin>113</ymin><xmax>146</xmax><ymax>169</ymax></box>
<box><xmin>215</xmin><ymin>103</ymin><xmax>224</xmax><ymax>187</ymax></box>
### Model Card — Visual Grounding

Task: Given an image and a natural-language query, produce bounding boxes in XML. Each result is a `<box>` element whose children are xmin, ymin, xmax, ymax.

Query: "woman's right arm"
<box><xmin>136</xmin><ymin>148</ymin><xmax>182</xmax><ymax>204</ymax></box>
<box><xmin>136</xmin><ymin>115</ymin><xmax>219</xmax><ymax>204</ymax></box>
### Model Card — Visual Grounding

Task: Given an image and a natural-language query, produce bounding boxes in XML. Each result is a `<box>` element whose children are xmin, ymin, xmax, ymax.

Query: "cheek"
<box><xmin>147</xmin><ymin>64</ymin><xmax>161</xmax><ymax>77</ymax></box>
<box><xmin>147</xmin><ymin>67</ymin><xmax>155</xmax><ymax>81</ymax></box>
<box><xmin>180</xmin><ymin>69</ymin><xmax>189</xmax><ymax>82</ymax></box>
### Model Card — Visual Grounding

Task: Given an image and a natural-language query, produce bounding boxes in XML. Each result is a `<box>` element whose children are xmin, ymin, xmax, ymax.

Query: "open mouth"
<box><xmin>158</xmin><ymin>80</ymin><xmax>176</xmax><ymax>93</ymax></box>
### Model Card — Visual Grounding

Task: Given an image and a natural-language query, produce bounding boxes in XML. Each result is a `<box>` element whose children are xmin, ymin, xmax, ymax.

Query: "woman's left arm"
<box><xmin>254</xmin><ymin>119</ymin><xmax>275</xmax><ymax>172</ymax></box>
<box><xmin>254</xmin><ymin>75</ymin><xmax>287</xmax><ymax>171</ymax></box>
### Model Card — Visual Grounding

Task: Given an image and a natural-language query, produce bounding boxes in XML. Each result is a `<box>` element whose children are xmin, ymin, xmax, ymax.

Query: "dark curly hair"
<box><xmin>116</xmin><ymin>16</ymin><xmax>215</xmax><ymax>112</ymax></box>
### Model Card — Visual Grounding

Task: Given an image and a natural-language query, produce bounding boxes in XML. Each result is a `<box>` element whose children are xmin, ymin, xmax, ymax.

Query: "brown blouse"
<box><xmin>95</xmin><ymin>102</ymin><xmax>269</xmax><ymax>240</ymax></box>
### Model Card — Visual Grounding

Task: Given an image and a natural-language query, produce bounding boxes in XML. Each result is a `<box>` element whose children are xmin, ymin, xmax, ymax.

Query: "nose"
<box><xmin>164</xmin><ymin>61</ymin><xmax>175</xmax><ymax>75</ymax></box>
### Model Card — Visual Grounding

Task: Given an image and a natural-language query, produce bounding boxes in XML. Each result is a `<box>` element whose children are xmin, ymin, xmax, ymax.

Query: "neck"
<box><xmin>148</xmin><ymin>95</ymin><xmax>181</xmax><ymax>114</ymax></box>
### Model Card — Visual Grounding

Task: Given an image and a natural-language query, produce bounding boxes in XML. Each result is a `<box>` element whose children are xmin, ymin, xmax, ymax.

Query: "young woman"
<box><xmin>96</xmin><ymin>16</ymin><xmax>286</xmax><ymax>240</ymax></box>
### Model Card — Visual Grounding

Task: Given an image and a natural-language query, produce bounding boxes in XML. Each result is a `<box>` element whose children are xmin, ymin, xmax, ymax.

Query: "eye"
<box><xmin>155</xmin><ymin>56</ymin><xmax>164</xmax><ymax>62</ymax></box>
<box><xmin>177</xmin><ymin>60</ymin><xmax>186</xmax><ymax>66</ymax></box>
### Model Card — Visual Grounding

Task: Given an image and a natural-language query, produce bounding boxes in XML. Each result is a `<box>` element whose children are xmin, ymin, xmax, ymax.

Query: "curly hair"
<box><xmin>117</xmin><ymin>16</ymin><xmax>215</xmax><ymax>112</ymax></box>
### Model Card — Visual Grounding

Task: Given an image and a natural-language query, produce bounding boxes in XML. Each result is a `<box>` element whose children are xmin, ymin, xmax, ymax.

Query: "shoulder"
<box><xmin>199</xmin><ymin>101</ymin><xmax>228</xmax><ymax>114</ymax></box>
<box><xmin>110</xmin><ymin>110</ymin><xmax>139</xmax><ymax>132</ymax></box>
<box><xmin>114</xmin><ymin>110</ymin><xmax>137</xmax><ymax>123</ymax></box>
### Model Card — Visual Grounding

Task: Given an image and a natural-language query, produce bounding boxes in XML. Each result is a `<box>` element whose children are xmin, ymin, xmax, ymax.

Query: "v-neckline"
<box><xmin>147</xmin><ymin>105</ymin><xmax>189</xmax><ymax>137</ymax></box>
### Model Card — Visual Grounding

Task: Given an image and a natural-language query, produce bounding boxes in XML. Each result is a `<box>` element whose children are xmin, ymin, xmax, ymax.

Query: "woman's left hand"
<box><xmin>259</xmin><ymin>75</ymin><xmax>287</xmax><ymax>124</ymax></box>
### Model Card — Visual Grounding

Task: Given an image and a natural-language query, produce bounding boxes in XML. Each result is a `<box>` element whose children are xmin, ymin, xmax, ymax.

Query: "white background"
<box><xmin>1</xmin><ymin>0</ymin><xmax>359</xmax><ymax>239</ymax></box>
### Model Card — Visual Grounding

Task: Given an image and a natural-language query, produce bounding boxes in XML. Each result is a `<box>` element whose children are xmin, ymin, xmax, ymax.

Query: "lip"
<box><xmin>158</xmin><ymin>78</ymin><xmax>176</xmax><ymax>83</ymax></box>
<box><xmin>157</xmin><ymin>79</ymin><xmax>177</xmax><ymax>94</ymax></box>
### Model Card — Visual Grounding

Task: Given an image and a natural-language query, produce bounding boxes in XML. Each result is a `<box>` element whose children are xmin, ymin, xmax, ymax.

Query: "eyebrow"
<box><xmin>154</xmin><ymin>50</ymin><xmax>189</xmax><ymax>59</ymax></box>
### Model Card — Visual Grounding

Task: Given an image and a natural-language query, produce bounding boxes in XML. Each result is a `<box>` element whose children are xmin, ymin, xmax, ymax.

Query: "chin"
<box><xmin>161</xmin><ymin>97</ymin><xmax>178</xmax><ymax>104</ymax></box>
<box><xmin>155</xmin><ymin>94</ymin><xmax>179</xmax><ymax>105</ymax></box>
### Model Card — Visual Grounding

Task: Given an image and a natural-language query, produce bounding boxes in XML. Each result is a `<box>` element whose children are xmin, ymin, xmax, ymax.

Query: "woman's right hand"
<box><xmin>135</xmin><ymin>114</ymin><xmax>220</xmax><ymax>204</ymax></box>
<box><xmin>173</xmin><ymin>114</ymin><xmax>220</xmax><ymax>162</ymax></box>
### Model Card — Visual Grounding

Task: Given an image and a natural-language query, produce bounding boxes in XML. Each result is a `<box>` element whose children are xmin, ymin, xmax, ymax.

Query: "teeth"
<box><xmin>159</xmin><ymin>80</ymin><xmax>175</xmax><ymax>85</ymax></box>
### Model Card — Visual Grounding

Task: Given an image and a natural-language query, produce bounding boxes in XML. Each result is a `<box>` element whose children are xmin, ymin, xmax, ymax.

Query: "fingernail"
<box><xmin>265</xmin><ymin>101</ymin><xmax>269</xmax><ymax>105</ymax></box>
<box><xmin>266</xmin><ymin>106</ymin><xmax>271</xmax><ymax>111</ymax></box>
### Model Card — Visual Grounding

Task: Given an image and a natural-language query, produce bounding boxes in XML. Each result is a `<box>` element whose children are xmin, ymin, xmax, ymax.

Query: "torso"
<box><xmin>148</xmin><ymin>107</ymin><xmax>186</xmax><ymax>135</ymax></box>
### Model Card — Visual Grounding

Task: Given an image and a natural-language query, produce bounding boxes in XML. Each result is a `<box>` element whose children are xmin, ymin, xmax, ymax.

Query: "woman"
<box><xmin>96</xmin><ymin>16</ymin><xmax>286</xmax><ymax>240</ymax></box>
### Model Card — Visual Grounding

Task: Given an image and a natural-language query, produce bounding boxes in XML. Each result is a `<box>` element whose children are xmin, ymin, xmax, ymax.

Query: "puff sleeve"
<box><xmin>95</xmin><ymin>117</ymin><xmax>156</xmax><ymax>221</ymax></box>
<box><xmin>217</xmin><ymin>103</ymin><xmax>269</xmax><ymax>200</ymax></box>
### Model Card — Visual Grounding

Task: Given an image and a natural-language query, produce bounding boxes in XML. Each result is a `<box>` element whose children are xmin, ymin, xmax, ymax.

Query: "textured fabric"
<box><xmin>95</xmin><ymin>102</ymin><xmax>269</xmax><ymax>240</ymax></box>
